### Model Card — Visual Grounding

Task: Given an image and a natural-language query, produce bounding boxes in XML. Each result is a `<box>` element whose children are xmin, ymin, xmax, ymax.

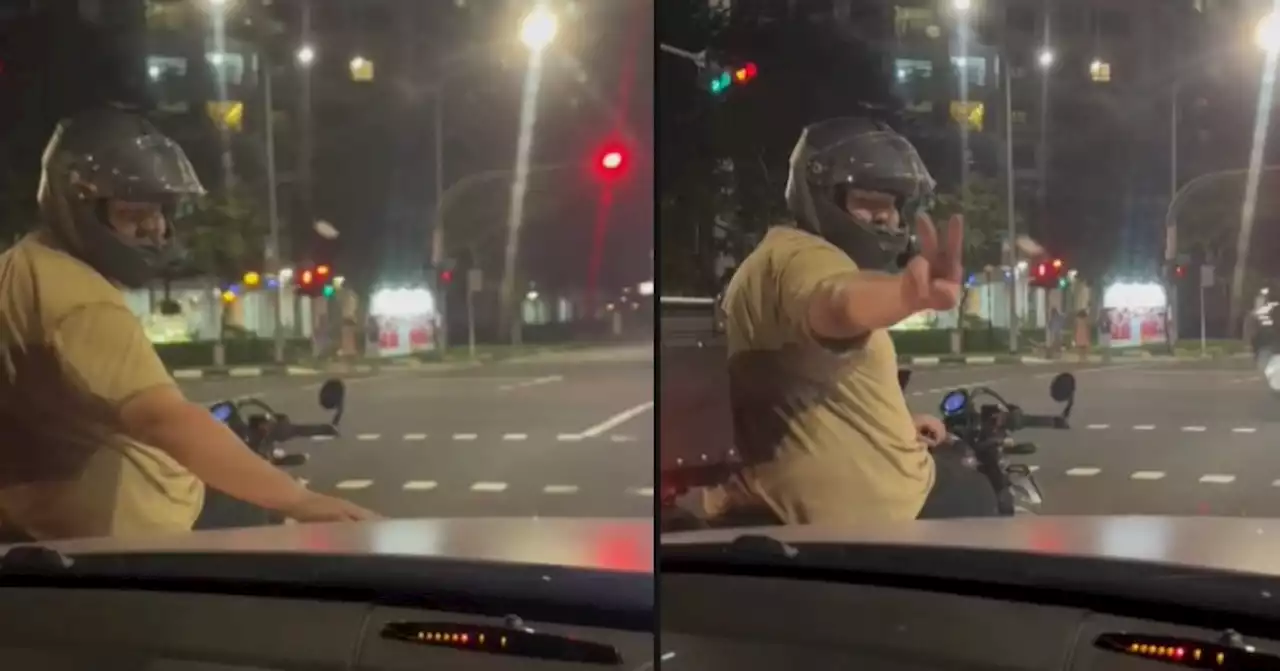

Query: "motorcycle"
<box><xmin>934</xmin><ymin>371</ymin><xmax>1076</xmax><ymax>516</ymax></box>
<box><xmin>194</xmin><ymin>378</ymin><xmax>347</xmax><ymax>529</ymax></box>
<box><xmin>659</xmin><ymin>370</ymin><xmax>1077</xmax><ymax>530</ymax></box>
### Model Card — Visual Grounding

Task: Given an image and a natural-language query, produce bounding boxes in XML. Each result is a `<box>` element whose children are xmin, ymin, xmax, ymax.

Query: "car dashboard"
<box><xmin>0</xmin><ymin>585</ymin><xmax>654</xmax><ymax>670</ymax></box>
<box><xmin>660</xmin><ymin>571</ymin><xmax>1280</xmax><ymax>671</ymax></box>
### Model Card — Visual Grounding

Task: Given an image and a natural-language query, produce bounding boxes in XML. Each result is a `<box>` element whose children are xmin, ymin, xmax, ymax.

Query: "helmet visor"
<box><xmin>71</xmin><ymin>133</ymin><xmax>206</xmax><ymax>202</ymax></box>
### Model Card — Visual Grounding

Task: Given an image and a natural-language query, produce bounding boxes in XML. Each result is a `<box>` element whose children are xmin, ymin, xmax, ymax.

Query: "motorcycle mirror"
<box><xmin>318</xmin><ymin>379</ymin><xmax>345</xmax><ymax>410</ymax></box>
<box><xmin>940</xmin><ymin>389</ymin><xmax>969</xmax><ymax>417</ymax></box>
<box><xmin>898</xmin><ymin>369</ymin><xmax>912</xmax><ymax>390</ymax></box>
<box><xmin>1049</xmin><ymin>372</ymin><xmax>1076</xmax><ymax>402</ymax></box>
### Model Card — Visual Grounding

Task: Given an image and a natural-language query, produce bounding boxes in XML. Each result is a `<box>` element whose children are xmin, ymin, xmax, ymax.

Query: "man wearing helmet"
<box><xmin>0</xmin><ymin>107</ymin><xmax>377</xmax><ymax>541</ymax></box>
<box><xmin>703</xmin><ymin>117</ymin><xmax>998</xmax><ymax>525</ymax></box>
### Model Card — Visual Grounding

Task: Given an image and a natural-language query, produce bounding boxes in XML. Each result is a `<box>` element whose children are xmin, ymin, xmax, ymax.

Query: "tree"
<box><xmin>176</xmin><ymin>186</ymin><xmax>266</xmax><ymax>286</ymax></box>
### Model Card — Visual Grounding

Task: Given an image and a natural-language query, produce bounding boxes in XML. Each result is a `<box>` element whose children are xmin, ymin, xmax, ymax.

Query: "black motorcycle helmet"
<box><xmin>37</xmin><ymin>106</ymin><xmax>205</xmax><ymax>288</ymax></box>
<box><xmin>784</xmin><ymin>117</ymin><xmax>936</xmax><ymax>270</ymax></box>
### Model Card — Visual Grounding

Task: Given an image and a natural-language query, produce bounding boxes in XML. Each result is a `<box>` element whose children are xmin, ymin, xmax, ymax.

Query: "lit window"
<box><xmin>950</xmin><ymin>101</ymin><xmax>985</xmax><ymax>131</ymax></box>
<box><xmin>1090</xmin><ymin>59</ymin><xmax>1112</xmax><ymax>82</ymax></box>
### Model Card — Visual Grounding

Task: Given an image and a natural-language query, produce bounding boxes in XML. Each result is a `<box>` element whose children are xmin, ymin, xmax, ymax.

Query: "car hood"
<box><xmin>4</xmin><ymin>517</ymin><xmax>652</xmax><ymax>573</ymax></box>
<box><xmin>663</xmin><ymin>515</ymin><xmax>1280</xmax><ymax>578</ymax></box>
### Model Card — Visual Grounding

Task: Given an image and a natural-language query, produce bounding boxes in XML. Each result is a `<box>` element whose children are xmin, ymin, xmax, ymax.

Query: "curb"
<box><xmin>167</xmin><ymin>344</ymin><xmax>630</xmax><ymax>379</ymax></box>
<box><xmin>170</xmin><ymin>360</ymin><xmax>482</xmax><ymax>380</ymax></box>
<box><xmin>897</xmin><ymin>352</ymin><xmax>1250</xmax><ymax>366</ymax></box>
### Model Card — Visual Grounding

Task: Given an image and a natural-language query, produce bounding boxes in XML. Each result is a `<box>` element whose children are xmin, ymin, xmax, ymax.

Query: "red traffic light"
<box><xmin>1052</xmin><ymin>258</ymin><xmax>1063</xmax><ymax>269</ymax></box>
<box><xmin>300</xmin><ymin>269</ymin><xmax>314</xmax><ymax>285</ymax></box>
<box><xmin>733</xmin><ymin>62</ymin><xmax>758</xmax><ymax>83</ymax></box>
<box><xmin>441</xmin><ymin>270</ymin><xmax>453</xmax><ymax>284</ymax></box>
<box><xmin>1036</xmin><ymin>263</ymin><xmax>1047</xmax><ymax>277</ymax></box>
<box><xmin>316</xmin><ymin>264</ymin><xmax>330</xmax><ymax>276</ymax></box>
<box><xmin>601</xmin><ymin>151</ymin><xmax>623</xmax><ymax>171</ymax></box>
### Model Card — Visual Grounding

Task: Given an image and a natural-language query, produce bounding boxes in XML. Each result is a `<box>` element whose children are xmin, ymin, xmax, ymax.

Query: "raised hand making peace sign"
<box><xmin>900</xmin><ymin>213</ymin><xmax>965</xmax><ymax>313</ymax></box>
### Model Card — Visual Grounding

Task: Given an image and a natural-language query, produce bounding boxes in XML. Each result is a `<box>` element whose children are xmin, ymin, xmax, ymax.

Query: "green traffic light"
<box><xmin>709</xmin><ymin>71</ymin><xmax>731</xmax><ymax>94</ymax></box>
<box><xmin>322</xmin><ymin>285</ymin><xmax>335</xmax><ymax>298</ymax></box>
<box><xmin>1058</xmin><ymin>278</ymin><xmax>1067</xmax><ymax>289</ymax></box>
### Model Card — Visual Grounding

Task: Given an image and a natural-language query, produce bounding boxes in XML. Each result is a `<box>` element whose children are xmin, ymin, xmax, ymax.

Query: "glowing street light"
<box><xmin>519</xmin><ymin>7</ymin><xmax>558</xmax><ymax>52</ymax></box>
<box><xmin>1257</xmin><ymin>12</ymin><xmax>1280</xmax><ymax>53</ymax></box>
<box><xmin>296</xmin><ymin>44</ymin><xmax>315</xmax><ymax>66</ymax></box>
<box><xmin>952</xmin><ymin>0</ymin><xmax>972</xmax><ymax>12</ymax></box>
<box><xmin>1037</xmin><ymin>48</ymin><xmax>1055</xmax><ymax>68</ymax></box>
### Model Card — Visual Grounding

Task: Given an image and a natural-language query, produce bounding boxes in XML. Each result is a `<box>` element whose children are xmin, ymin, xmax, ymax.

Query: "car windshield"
<box><xmin>0</xmin><ymin>0</ymin><xmax>653</xmax><ymax>546</ymax></box>
<box><xmin>659</xmin><ymin>2</ymin><xmax>1280</xmax><ymax>526</ymax></box>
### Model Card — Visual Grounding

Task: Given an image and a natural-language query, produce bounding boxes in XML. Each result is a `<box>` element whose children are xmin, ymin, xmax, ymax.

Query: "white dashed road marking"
<box><xmin>1199</xmin><ymin>474</ymin><xmax>1236</xmax><ymax>484</ymax></box>
<box><xmin>1133</xmin><ymin>425</ymin><xmax>1155</xmax><ymax>431</ymax></box>
<box><xmin>1066</xmin><ymin>467</ymin><xmax>1101</xmax><ymax>477</ymax></box>
<box><xmin>542</xmin><ymin>485</ymin><xmax>580</xmax><ymax>494</ymax></box>
<box><xmin>1130</xmin><ymin>471</ymin><xmax>1166</xmax><ymax>480</ymax></box>
<box><xmin>470</xmin><ymin>482</ymin><xmax>509</xmax><ymax>492</ymax></box>
<box><xmin>308</xmin><ymin>432</ymin><xmax>640</xmax><ymax>442</ymax></box>
<box><xmin>402</xmin><ymin>480</ymin><xmax>438</xmax><ymax>491</ymax></box>
<box><xmin>335</xmin><ymin>479</ymin><xmax>374</xmax><ymax>490</ymax></box>
<box><xmin>577</xmin><ymin>401</ymin><xmax>655</xmax><ymax>438</ymax></box>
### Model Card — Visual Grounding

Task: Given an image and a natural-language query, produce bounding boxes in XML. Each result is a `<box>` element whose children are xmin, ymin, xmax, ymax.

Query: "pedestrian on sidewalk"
<box><xmin>1074</xmin><ymin>309</ymin><xmax>1091</xmax><ymax>361</ymax></box>
<box><xmin>1047</xmin><ymin>307</ymin><xmax>1064</xmax><ymax>359</ymax></box>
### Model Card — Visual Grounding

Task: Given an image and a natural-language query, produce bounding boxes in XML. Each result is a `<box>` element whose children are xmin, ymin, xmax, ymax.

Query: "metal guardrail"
<box><xmin>660</xmin><ymin>296</ymin><xmax>721</xmax><ymax>347</ymax></box>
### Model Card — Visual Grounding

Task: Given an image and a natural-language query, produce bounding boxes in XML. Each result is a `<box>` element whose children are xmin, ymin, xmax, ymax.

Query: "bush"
<box><xmin>155</xmin><ymin>338</ymin><xmax>313</xmax><ymax>369</ymax></box>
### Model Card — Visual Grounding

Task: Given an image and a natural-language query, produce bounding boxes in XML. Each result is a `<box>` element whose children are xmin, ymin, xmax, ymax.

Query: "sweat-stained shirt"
<box><xmin>0</xmin><ymin>231</ymin><xmax>203</xmax><ymax>540</ymax></box>
<box><xmin>704</xmin><ymin>225</ymin><xmax>935</xmax><ymax>524</ymax></box>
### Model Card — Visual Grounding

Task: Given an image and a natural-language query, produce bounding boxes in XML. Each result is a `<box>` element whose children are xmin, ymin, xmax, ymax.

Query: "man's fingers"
<box><xmin>905</xmin><ymin>256</ymin><xmax>931</xmax><ymax>304</ymax></box>
<box><xmin>915</xmin><ymin>213</ymin><xmax>939</xmax><ymax>261</ymax></box>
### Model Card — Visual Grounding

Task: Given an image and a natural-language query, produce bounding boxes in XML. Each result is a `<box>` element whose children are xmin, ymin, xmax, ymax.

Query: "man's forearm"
<box><xmin>808</xmin><ymin>271</ymin><xmax>915</xmax><ymax>339</ymax></box>
<box><xmin>135</xmin><ymin>402</ymin><xmax>308</xmax><ymax>511</ymax></box>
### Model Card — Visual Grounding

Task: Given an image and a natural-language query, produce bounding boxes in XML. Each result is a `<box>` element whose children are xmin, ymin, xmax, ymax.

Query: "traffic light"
<box><xmin>440</xmin><ymin>269</ymin><xmax>453</xmax><ymax>285</ymax></box>
<box><xmin>594</xmin><ymin>143</ymin><xmax>629</xmax><ymax>181</ymax></box>
<box><xmin>1029</xmin><ymin>259</ymin><xmax>1067</xmax><ymax>289</ymax></box>
<box><xmin>708</xmin><ymin>69</ymin><xmax>731</xmax><ymax>95</ymax></box>
<box><xmin>705</xmin><ymin>61</ymin><xmax>757</xmax><ymax>96</ymax></box>
<box><xmin>732</xmin><ymin>61</ymin><xmax>758</xmax><ymax>85</ymax></box>
<box><xmin>295</xmin><ymin>265</ymin><xmax>337</xmax><ymax>297</ymax></box>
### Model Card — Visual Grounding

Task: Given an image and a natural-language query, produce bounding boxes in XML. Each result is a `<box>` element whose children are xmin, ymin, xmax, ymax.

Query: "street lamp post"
<box><xmin>1161</xmin><ymin>12</ymin><xmax>1280</xmax><ymax>338</ymax></box>
<box><xmin>429</xmin><ymin>7</ymin><xmax>559</xmax><ymax>353</ymax></box>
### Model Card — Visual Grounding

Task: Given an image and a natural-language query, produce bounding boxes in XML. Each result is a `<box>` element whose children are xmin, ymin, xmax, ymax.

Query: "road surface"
<box><xmin>901</xmin><ymin>357</ymin><xmax>1280</xmax><ymax>517</ymax></box>
<box><xmin>181</xmin><ymin>345</ymin><xmax>654</xmax><ymax>519</ymax></box>
<box><xmin>661</xmin><ymin>343</ymin><xmax>1280</xmax><ymax>518</ymax></box>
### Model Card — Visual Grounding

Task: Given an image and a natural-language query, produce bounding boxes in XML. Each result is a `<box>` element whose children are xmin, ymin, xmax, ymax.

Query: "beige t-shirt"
<box><xmin>0</xmin><ymin>232</ymin><xmax>204</xmax><ymax>540</ymax></box>
<box><xmin>708</xmin><ymin>226</ymin><xmax>934</xmax><ymax>524</ymax></box>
